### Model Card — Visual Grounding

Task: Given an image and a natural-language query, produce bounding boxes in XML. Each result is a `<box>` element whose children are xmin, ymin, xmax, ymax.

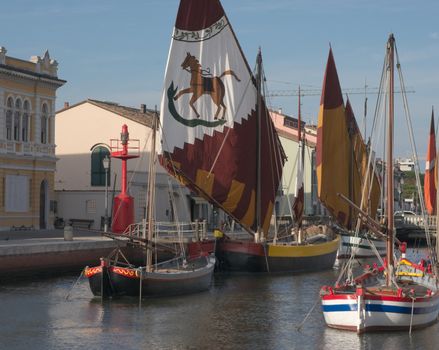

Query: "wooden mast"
<box><xmin>255</xmin><ymin>48</ymin><xmax>262</xmax><ymax>242</ymax></box>
<box><xmin>297</xmin><ymin>86</ymin><xmax>303</xmax><ymax>243</ymax></box>
<box><xmin>146</xmin><ymin>109</ymin><xmax>158</xmax><ymax>272</ymax></box>
<box><xmin>386</xmin><ymin>34</ymin><xmax>395</xmax><ymax>286</ymax></box>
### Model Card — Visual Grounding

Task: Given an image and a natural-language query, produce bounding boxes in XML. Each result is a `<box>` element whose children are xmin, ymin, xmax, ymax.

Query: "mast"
<box><xmin>297</xmin><ymin>86</ymin><xmax>303</xmax><ymax>243</ymax></box>
<box><xmin>255</xmin><ymin>48</ymin><xmax>262</xmax><ymax>242</ymax></box>
<box><xmin>146</xmin><ymin>108</ymin><xmax>158</xmax><ymax>272</ymax></box>
<box><xmin>386</xmin><ymin>34</ymin><xmax>395</xmax><ymax>286</ymax></box>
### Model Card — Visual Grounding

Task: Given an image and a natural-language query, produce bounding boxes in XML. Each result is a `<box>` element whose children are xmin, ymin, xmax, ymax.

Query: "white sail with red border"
<box><xmin>159</xmin><ymin>0</ymin><xmax>285</xmax><ymax>235</ymax></box>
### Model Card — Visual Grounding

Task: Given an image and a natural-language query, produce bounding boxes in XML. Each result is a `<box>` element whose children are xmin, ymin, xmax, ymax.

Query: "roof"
<box><xmin>56</xmin><ymin>99</ymin><xmax>157</xmax><ymax>127</ymax></box>
<box><xmin>0</xmin><ymin>63</ymin><xmax>66</xmax><ymax>85</ymax></box>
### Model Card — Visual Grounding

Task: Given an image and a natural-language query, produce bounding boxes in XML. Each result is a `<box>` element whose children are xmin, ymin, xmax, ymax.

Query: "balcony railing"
<box><xmin>0</xmin><ymin>140</ymin><xmax>56</xmax><ymax>157</ymax></box>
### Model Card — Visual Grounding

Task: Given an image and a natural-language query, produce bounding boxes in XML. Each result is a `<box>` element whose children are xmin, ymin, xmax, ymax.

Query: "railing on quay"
<box><xmin>121</xmin><ymin>219</ymin><xmax>208</xmax><ymax>243</ymax></box>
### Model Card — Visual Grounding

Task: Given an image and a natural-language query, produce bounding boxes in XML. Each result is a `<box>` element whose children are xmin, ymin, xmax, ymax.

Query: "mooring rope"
<box><xmin>296</xmin><ymin>295</ymin><xmax>320</xmax><ymax>331</ymax></box>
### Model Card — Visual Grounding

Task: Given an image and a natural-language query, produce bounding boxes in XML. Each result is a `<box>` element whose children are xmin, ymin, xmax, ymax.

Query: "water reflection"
<box><xmin>0</xmin><ymin>269</ymin><xmax>438</xmax><ymax>349</ymax></box>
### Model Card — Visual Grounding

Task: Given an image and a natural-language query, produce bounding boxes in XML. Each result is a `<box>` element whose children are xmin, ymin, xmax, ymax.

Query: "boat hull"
<box><xmin>337</xmin><ymin>233</ymin><xmax>386</xmax><ymax>259</ymax></box>
<box><xmin>216</xmin><ymin>235</ymin><xmax>340</xmax><ymax>273</ymax></box>
<box><xmin>321</xmin><ymin>290</ymin><xmax>439</xmax><ymax>333</ymax></box>
<box><xmin>85</xmin><ymin>256</ymin><xmax>215</xmax><ymax>298</ymax></box>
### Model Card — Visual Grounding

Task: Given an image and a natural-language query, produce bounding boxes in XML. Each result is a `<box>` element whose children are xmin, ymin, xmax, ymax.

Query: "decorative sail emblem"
<box><xmin>167</xmin><ymin>52</ymin><xmax>241</xmax><ymax>127</ymax></box>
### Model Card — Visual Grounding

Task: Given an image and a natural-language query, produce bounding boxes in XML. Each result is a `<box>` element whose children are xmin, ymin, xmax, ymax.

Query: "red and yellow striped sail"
<box><xmin>345</xmin><ymin>99</ymin><xmax>380</xmax><ymax>223</ymax></box>
<box><xmin>316</xmin><ymin>49</ymin><xmax>351</xmax><ymax>227</ymax></box>
<box><xmin>317</xmin><ymin>49</ymin><xmax>380</xmax><ymax>229</ymax></box>
<box><xmin>159</xmin><ymin>0</ymin><xmax>284</xmax><ymax>234</ymax></box>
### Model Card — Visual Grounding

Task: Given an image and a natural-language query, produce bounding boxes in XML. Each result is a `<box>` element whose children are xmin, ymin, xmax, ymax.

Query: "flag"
<box><xmin>424</xmin><ymin>108</ymin><xmax>436</xmax><ymax>215</ymax></box>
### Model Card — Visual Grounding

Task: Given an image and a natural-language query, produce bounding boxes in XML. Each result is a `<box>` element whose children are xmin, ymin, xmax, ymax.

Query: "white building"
<box><xmin>270</xmin><ymin>110</ymin><xmax>319</xmax><ymax>218</ymax></box>
<box><xmin>55</xmin><ymin>99</ymin><xmax>214</xmax><ymax>230</ymax></box>
<box><xmin>397</xmin><ymin>158</ymin><xmax>415</xmax><ymax>172</ymax></box>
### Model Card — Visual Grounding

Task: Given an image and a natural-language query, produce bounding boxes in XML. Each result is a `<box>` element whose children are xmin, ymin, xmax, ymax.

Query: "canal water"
<box><xmin>1</xmin><ymin>259</ymin><xmax>438</xmax><ymax>349</ymax></box>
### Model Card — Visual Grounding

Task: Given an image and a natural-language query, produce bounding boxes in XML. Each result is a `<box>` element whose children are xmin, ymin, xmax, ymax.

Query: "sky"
<box><xmin>2</xmin><ymin>0</ymin><xmax>439</xmax><ymax>159</ymax></box>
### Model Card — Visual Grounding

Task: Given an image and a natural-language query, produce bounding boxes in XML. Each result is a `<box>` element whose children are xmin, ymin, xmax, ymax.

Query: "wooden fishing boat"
<box><xmin>320</xmin><ymin>34</ymin><xmax>439</xmax><ymax>333</ymax></box>
<box><xmin>85</xmin><ymin>251</ymin><xmax>215</xmax><ymax>298</ymax></box>
<box><xmin>85</xmin><ymin>0</ymin><xmax>230</xmax><ymax>296</ymax></box>
<box><xmin>337</xmin><ymin>232</ymin><xmax>386</xmax><ymax>259</ymax></box>
<box><xmin>158</xmin><ymin>0</ymin><xmax>339</xmax><ymax>273</ymax></box>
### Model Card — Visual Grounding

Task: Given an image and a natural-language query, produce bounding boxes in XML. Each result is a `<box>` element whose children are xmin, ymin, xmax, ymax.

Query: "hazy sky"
<box><xmin>2</xmin><ymin>0</ymin><xmax>439</xmax><ymax>158</ymax></box>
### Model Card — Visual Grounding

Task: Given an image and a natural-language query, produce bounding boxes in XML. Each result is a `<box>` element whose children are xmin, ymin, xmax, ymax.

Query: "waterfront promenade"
<box><xmin>0</xmin><ymin>228</ymin><xmax>124</xmax><ymax>278</ymax></box>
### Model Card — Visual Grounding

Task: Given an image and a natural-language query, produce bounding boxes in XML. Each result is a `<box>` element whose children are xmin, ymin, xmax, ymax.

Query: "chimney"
<box><xmin>140</xmin><ymin>104</ymin><xmax>146</xmax><ymax>113</ymax></box>
<box><xmin>64</xmin><ymin>102</ymin><xmax>70</xmax><ymax>109</ymax></box>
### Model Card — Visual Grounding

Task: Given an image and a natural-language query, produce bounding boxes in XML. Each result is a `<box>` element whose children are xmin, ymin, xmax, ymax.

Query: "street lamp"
<box><xmin>102</xmin><ymin>155</ymin><xmax>111</xmax><ymax>232</ymax></box>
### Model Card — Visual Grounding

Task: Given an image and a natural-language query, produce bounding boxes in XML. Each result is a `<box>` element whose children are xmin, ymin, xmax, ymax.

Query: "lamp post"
<box><xmin>102</xmin><ymin>155</ymin><xmax>110</xmax><ymax>232</ymax></box>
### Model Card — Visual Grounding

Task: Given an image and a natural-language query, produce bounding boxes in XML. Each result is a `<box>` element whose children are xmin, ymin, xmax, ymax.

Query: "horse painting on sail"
<box><xmin>174</xmin><ymin>52</ymin><xmax>241</xmax><ymax>120</ymax></box>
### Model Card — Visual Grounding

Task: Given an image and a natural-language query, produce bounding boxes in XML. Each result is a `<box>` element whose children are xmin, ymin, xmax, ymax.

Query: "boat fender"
<box><xmin>397</xmin><ymin>288</ymin><xmax>403</xmax><ymax>298</ymax></box>
<box><xmin>214</xmin><ymin>229</ymin><xmax>224</xmax><ymax>238</ymax></box>
<box><xmin>427</xmin><ymin>264</ymin><xmax>432</xmax><ymax>274</ymax></box>
<box><xmin>356</xmin><ymin>287</ymin><xmax>364</xmax><ymax>296</ymax></box>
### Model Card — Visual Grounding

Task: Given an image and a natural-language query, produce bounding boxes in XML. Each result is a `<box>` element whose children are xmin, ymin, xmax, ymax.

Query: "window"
<box><xmin>14</xmin><ymin>98</ymin><xmax>21</xmax><ymax>141</ymax></box>
<box><xmin>5</xmin><ymin>175</ymin><xmax>29</xmax><ymax>212</ymax></box>
<box><xmin>41</xmin><ymin>103</ymin><xmax>48</xmax><ymax>144</ymax></box>
<box><xmin>6</xmin><ymin>97</ymin><xmax>13</xmax><ymax>140</ymax></box>
<box><xmin>91</xmin><ymin>146</ymin><xmax>111</xmax><ymax>186</ymax></box>
<box><xmin>22</xmin><ymin>100</ymin><xmax>30</xmax><ymax>142</ymax></box>
<box><xmin>86</xmin><ymin>199</ymin><xmax>97</xmax><ymax>214</ymax></box>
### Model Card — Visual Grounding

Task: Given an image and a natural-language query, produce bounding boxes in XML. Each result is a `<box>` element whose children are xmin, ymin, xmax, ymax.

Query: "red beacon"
<box><xmin>110</xmin><ymin>124</ymin><xmax>140</xmax><ymax>233</ymax></box>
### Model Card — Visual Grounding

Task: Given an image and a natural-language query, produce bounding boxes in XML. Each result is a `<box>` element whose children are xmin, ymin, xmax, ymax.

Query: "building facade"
<box><xmin>55</xmin><ymin>100</ymin><xmax>219</xmax><ymax>230</ymax></box>
<box><xmin>0</xmin><ymin>47</ymin><xmax>65</xmax><ymax>230</ymax></box>
<box><xmin>270</xmin><ymin>109</ymin><xmax>319</xmax><ymax>218</ymax></box>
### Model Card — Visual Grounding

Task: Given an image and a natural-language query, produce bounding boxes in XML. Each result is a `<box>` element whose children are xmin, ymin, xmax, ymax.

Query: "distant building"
<box><xmin>270</xmin><ymin>109</ymin><xmax>319</xmax><ymax>217</ymax></box>
<box><xmin>397</xmin><ymin>158</ymin><xmax>415</xmax><ymax>172</ymax></box>
<box><xmin>0</xmin><ymin>47</ymin><xmax>65</xmax><ymax>230</ymax></box>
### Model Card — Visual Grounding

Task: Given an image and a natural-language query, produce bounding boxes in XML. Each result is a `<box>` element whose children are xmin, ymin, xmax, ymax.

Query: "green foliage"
<box><xmin>401</xmin><ymin>171</ymin><xmax>423</xmax><ymax>200</ymax></box>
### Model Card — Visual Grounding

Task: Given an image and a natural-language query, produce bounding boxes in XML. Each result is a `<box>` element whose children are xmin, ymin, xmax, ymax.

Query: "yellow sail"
<box><xmin>317</xmin><ymin>49</ymin><xmax>380</xmax><ymax>229</ymax></box>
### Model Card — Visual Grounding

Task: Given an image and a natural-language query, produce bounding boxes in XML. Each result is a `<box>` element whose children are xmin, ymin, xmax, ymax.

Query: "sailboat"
<box><xmin>337</xmin><ymin>95</ymin><xmax>385</xmax><ymax>260</ymax></box>
<box><xmin>159</xmin><ymin>0</ymin><xmax>339</xmax><ymax>274</ymax></box>
<box><xmin>316</xmin><ymin>48</ymin><xmax>384</xmax><ymax>262</ymax></box>
<box><xmin>84</xmin><ymin>6</ymin><xmax>222</xmax><ymax>297</ymax></box>
<box><xmin>320</xmin><ymin>34</ymin><xmax>439</xmax><ymax>333</ymax></box>
<box><xmin>85</xmin><ymin>112</ymin><xmax>215</xmax><ymax>298</ymax></box>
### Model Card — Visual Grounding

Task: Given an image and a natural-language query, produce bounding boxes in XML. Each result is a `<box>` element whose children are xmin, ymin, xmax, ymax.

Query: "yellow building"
<box><xmin>0</xmin><ymin>47</ymin><xmax>65</xmax><ymax>230</ymax></box>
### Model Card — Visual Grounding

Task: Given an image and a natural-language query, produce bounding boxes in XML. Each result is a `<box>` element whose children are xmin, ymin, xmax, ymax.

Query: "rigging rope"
<box><xmin>395</xmin><ymin>43</ymin><xmax>437</xmax><ymax>269</ymax></box>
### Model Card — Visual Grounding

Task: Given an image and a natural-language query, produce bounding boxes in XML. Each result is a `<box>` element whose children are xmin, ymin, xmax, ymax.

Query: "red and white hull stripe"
<box><xmin>321</xmin><ymin>289</ymin><xmax>439</xmax><ymax>333</ymax></box>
